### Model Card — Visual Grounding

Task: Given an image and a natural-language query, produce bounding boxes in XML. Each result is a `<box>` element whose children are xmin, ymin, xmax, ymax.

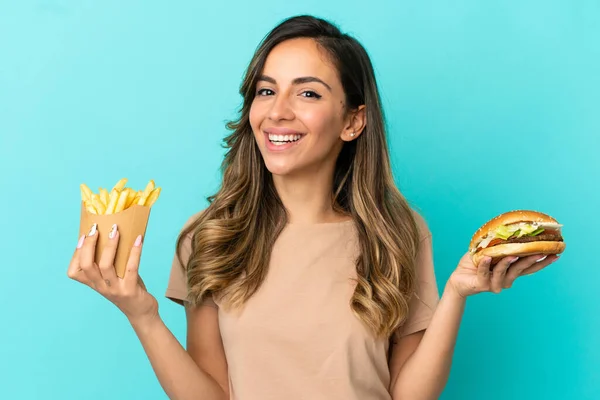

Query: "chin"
<box><xmin>263</xmin><ymin>159</ymin><xmax>296</xmax><ymax>176</ymax></box>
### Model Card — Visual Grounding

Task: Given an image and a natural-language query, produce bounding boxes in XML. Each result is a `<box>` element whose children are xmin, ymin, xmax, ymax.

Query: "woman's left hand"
<box><xmin>447</xmin><ymin>252</ymin><xmax>560</xmax><ymax>298</ymax></box>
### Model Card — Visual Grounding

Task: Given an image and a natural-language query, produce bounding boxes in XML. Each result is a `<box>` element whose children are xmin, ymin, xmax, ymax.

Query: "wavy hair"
<box><xmin>177</xmin><ymin>15</ymin><xmax>421</xmax><ymax>338</ymax></box>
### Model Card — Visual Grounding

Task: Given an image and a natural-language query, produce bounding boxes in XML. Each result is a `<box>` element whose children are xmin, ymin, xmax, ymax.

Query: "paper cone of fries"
<box><xmin>78</xmin><ymin>178</ymin><xmax>161</xmax><ymax>278</ymax></box>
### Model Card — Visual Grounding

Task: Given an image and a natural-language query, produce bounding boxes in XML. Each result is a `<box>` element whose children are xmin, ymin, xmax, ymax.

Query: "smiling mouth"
<box><xmin>267</xmin><ymin>133</ymin><xmax>305</xmax><ymax>146</ymax></box>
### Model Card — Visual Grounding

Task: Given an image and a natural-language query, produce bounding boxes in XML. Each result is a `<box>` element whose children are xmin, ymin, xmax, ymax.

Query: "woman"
<box><xmin>67</xmin><ymin>15</ymin><xmax>559</xmax><ymax>400</ymax></box>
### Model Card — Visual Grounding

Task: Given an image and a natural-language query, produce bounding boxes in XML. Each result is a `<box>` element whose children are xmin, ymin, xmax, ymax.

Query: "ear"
<box><xmin>341</xmin><ymin>105</ymin><xmax>366</xmax><ymax>142</ymax></box>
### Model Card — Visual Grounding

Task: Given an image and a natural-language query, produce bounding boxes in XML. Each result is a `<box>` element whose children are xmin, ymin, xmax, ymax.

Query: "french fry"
<box><xmin>114</xmin><ymin>189</ymin><xmax>129</xmax><ymax>213</ymax></box>
<box><xmin>112</xmin><ymin>178</ymin><xmax>128</xmax><ymax>193</ymax></box>
<box><xmin>105</xmin><ymin>189</ymin><xmax>120</xmax><ymax>214</ymax></box>
<box><xmin>85</xmin><ymin>200</ymin><xmax>98</xmax><ymax>215</ymax></box>
<box><xmin>91</xmin><ymin>193</ymin><xmax>106</xmax><ymax>215</ymax></box>
<box><xmin>124</xmin><ymin>188</ymin><xmax>137</xmax><ymax>208</ymax></box>
<box><xmin>99</xmin><ymin>188</ymin><xmax>110</xmax><ymax>208</ymax></box>
<box><xmin>137</xmin><ymin>180</ymin><xmax>155</xmax><ymax>206</ymax></box>
<box><xmin>80</xmin><ymin>184</ymin><xmax>93</xmax><ymax>203</ymax></box>
<box><xmin>145</xmin><ymin>187</ymin><xmax>161</xmax><ymax>207</ymax></box>
<box><xmin>79</xmin><ymin>178</ymin><xmax>161</xmax><ymax>215</ymax></box>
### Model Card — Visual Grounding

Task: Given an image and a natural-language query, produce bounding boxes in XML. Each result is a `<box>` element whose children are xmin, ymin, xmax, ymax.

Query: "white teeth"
<box><xmin>268</xmin><ymin>133</ymin><xmax>303</xmax><ymax>143</ymax></box>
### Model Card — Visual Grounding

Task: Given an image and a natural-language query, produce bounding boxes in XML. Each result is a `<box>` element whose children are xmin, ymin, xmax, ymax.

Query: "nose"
<box><xmin>268</xmin><ymin>94</ymin><xmax>295</xmax><ymax>121</ymax></box>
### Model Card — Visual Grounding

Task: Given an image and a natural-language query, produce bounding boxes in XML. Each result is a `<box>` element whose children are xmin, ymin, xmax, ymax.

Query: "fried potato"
<box><xmin>79</xmin><ymin>178</ymin><xmax>161</xmax><ymax>215</ymax></box>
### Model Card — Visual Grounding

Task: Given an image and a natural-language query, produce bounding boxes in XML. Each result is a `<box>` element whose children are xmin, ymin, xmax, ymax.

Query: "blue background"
<box><xmin>1</xmin><ymin>1</ymin><xmax>598</xmax><ymax>399</ymax></box>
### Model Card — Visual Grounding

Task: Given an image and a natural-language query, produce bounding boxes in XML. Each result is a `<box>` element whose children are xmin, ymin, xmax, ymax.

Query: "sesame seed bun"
<box><xmin>469</xmin><ymin>210</ymin><xmax>566</xmax><ymax>265</ymax></box>
<box><xmin>469</xmin><ymin>210</ymin><xmax>560</xmax><ymax>250</ymax></box>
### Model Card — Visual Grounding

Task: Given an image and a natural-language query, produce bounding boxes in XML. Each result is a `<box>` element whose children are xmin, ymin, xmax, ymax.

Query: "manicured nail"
<box><xmin>536</xmin><ymin>255</ymin><xmax>548</xmax><ymax>262</ymax></box>
<box><xmin>134</xmin><ymin>235</ymin><xmax>142</xmax><ymax>247</ymax></box>
<box><xmin>109</xmin><ymin>224</ymin><xmax>118</xmax><ymax>239</ymax></box>
<box><xmin>509</xmin><ymin>257</ymin><xmax>519</xmax><ymax>264</ymax></box>
<box><xmin>76</xmin><ymin>235</ymin><xmax>85</xmax><ymax>249</ymax></box>
<box><xmin>88</xmin><ymin>223</ymin><xmax>97</xmax><ymax>237</ymax></box>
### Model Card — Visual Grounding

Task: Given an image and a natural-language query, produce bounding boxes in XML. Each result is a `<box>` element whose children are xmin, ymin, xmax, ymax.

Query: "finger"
<box><xmin>504</xmin><ymin>254</ymin><xmax>549</xmax><ymax>288</ymax></box>
<box><xmin>124</xmin><ymin>235</ymin><xmax>144</xmax><ymax>292</ymax></box>
<box><xmin>521</xmin><ymin>254</ymin><xmax>560</xmax><ymax>276</ymax></box>
<box><xmin>67</xmin><ymin>234</ymin><xmax>90</xmax><ymax>284</ymax></box>
<box><xmin>476</xmin><ymin>256</ymin><xmax>492</xmax><ymax>290</ymax></box>
<box><xmin>79</xmin><ymin>223</ymin><xmax>103</xmax><ymax>288</ymax></box>
<box><xmin>503</xmin><ymin>259</ymin><xmax>525</xmax><ymax>288</ymax></box>
<box><xmin>491</xmin><ymin>257</ymin><xmax>519</xmax><ymax>293</ymax></box>
<box><xmin>97</xmin><ymin>224</ymin><xmax>119</xmax><ymax>287</ymax></box>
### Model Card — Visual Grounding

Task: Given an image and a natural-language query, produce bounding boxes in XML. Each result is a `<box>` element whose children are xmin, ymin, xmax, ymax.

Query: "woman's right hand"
<box><xmin>67</xmin><ymin>223</ymin><xmax>159</xmax><ymax>327</ymax></box>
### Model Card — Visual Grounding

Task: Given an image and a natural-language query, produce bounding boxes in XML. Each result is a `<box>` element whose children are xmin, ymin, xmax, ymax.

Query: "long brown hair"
<box><xmin>177</xmin><ymin>15</ymin><xmax>421</xmax><ymax>338</ymax></box>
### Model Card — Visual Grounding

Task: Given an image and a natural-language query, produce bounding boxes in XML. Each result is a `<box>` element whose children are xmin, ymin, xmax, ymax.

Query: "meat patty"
<box><xmin>503</xmin><ymin>233</ymin><xmax>563</xmax><ymax>244</ymax></box>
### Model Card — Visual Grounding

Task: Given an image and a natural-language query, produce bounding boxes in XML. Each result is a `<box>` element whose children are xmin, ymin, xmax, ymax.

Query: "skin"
<box><xmin>66</xmin><ymin>37</ymin><xmax>561</xmax><ymax>400</ymax></box>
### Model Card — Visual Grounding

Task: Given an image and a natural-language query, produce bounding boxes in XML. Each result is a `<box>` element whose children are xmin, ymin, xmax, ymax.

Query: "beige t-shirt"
<box><xmin>165</xmin><ymin>211</ymin><xmax>439</xmax><ymax>400</ymax></box>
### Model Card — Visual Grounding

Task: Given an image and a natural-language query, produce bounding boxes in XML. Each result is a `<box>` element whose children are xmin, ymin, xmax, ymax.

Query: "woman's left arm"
<box><xmin>390</xmin><ymin>253</ymin><xmax>559</xmax><ymax>400</ymax></box>
<box><xmin>389</xmin><ymin>281</ymin><xmax>465</xmax><ymax>400</ymax></box>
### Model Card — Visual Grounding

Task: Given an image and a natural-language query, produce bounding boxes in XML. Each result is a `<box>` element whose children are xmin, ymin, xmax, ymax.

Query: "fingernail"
<box><xmin>76</xmin><ymin>235</ymin><xmax>85</xmax><ymax>249</ymax></box>
<box><xmin>536</xmin><ymin>255</ymin><xmax>548</xmax><ymax>262</ymax></box>
<box><xmin>509</xmin><ymin>257</ymin><xmax>519</xmax><ymax>264</ymax></box>
<box><xmin>109</xmin><ymin>224</ymin><xmax>118</xmax><ymax>239</ymax></box>
<box><xmin>134</xmin><ymin>235</ymin><xmax>142</xmax><ymax>247</ymax></box>
<box><xmin>88</xmin><ymin>223</ymin><xmax>97</xmax><ymax>237</ymax></box>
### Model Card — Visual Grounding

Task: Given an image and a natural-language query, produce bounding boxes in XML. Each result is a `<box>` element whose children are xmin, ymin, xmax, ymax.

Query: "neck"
<box><xmin>272</xmin><ymin>170</ymin><xmax>345</xmax><ymax>225</ymax></box>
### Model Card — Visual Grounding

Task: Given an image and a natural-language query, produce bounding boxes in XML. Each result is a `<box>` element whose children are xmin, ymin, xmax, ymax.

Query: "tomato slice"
<box><xmin>487</xmin><ymin>238</ymin><xmax>505</xmax><ymax>247</ymax></box>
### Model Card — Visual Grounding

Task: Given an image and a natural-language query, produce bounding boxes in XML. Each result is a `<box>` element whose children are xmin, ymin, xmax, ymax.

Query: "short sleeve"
<box><xmin>165</xmin><ymin>212</ymin><xmax>217</xmax><ymax>308</ymax></box>
<box><xmin>393</xmin><ymin>212</ymin><xmax>440</xmax><ymax>340</ymax></box>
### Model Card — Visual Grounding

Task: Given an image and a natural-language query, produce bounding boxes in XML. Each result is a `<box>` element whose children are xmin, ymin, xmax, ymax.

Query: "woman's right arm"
<box><xmin>131</xmin><ymin>308</ymin><xmax>228</xmax><ymax>400</ymax></box>
<box><xmin>67</xmin><ymin>223</ymin><xmax>228</xmax><ymax>400</ymax></box>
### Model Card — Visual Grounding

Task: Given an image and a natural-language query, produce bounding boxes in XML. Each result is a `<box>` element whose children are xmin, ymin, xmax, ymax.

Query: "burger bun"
<box><xmin>471</xmin><ymin>241</ymin><xmax>566</xmax><ymax>266</ymax></box>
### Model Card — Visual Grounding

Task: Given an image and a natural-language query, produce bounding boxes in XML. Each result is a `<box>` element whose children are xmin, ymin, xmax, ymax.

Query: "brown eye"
<box><xmin>257</xmin><ymin>88</ymin><xmax>275</xmax><ymax>96</ymax></box>
<box><xmin>301</xmin><ymin>90</ymin><xmax>322</xmax><ymax>99</ymax></box>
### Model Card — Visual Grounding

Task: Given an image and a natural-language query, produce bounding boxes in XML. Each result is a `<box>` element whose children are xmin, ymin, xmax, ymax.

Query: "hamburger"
<box><xmin>470</xmin><ymin>210</ymin><xmax>566</xmax><ymax>266</ymax></box>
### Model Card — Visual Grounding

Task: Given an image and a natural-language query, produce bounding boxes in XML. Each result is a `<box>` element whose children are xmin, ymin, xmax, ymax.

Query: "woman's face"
<box><xmin>249</xmin><ymin>38</ymin><xmax>361</xmax><ymax>177</ymax></box>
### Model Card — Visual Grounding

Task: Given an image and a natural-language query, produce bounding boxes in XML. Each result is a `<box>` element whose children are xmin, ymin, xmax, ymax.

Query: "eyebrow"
<box><xmin>257</xmin><ymin>75</ymin><xmax>332</xmax><ymax>91</ymax></box>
